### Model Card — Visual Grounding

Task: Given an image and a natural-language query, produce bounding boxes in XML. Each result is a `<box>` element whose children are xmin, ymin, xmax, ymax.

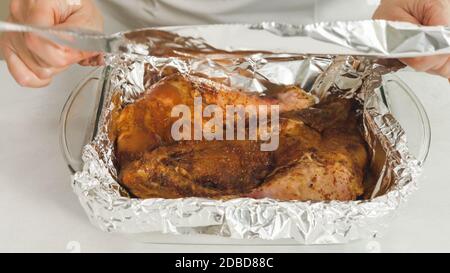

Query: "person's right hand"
<box><xmin>0</xmin><ymin>0</ymin><xmax>104</xmax><ymax>88</ymax></box>
<box><xmin>373</xmin><ymin>0</ymin><xmax>450</xmax><ymax>80</ymax></box>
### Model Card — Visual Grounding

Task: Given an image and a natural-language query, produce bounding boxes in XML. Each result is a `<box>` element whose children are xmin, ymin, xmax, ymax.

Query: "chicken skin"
<box><xmin>115</xmin><ymin>74</ymin><xmax>314</xmax><ymax>164</ymax></box>
<box><xmin>120</xmin><ymin>140</ymin><xmax>273</xmax><ymax>198</ymax></box>
<box><xmin>114</xmin><ymin>74</ymin><xmax>368</xmax><ymax>201</ymax></box>
<box><xmin>248</xmin><ymin>99</ymin><xmax>367</xmax><ymax>201</ymax></box>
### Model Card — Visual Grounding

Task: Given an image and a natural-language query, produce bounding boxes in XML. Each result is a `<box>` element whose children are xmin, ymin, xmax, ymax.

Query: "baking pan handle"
<box><xmin>59</xmin><ymin>68</ymin><xmax>103</xmax><ymax>174</ymax></box>
<box><xmin>381</xmin><ymin>74</ymin><xmax>431</xmax><ymax>165</ymax></box>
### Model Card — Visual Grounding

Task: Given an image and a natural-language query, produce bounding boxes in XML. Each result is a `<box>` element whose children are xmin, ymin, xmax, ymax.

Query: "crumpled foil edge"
<box><xmin>252</xmin><ymin>20</ymin><xmax>450</xmax><ymax>57</ymax></box>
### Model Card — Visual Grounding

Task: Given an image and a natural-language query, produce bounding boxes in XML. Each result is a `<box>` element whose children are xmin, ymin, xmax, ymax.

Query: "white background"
<box><xmin>0</xmin><ymin>1</ymin><xmax>450</xmax><ymax>253</ymax></box>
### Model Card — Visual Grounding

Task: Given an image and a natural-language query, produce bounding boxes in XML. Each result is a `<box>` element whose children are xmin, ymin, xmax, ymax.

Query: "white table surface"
<box><xmin>1</xmin><ymin>14</ymin><xmax>450</xmax><ymax>253</ymax></box>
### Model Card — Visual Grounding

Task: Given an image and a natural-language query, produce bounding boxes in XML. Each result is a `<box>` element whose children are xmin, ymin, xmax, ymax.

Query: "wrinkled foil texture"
<box><xmin>72</xmin><ymin>22</ymin><xmax>429</xmax><ymax>244</ymax></box>
<box><xmin>252</xmin><ymin>20</ymin><xmax>450</xmax><ymax>57</ymax></box>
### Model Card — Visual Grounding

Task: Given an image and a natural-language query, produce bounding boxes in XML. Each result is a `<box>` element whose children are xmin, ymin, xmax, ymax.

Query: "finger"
<box><xmin>79</xmin><ymin>54</ymin><xmax>105</xmax><ymax>66</ymax></box>
<box><xmin>9</xmin><ymin>0</ymin><xmax>25</xmax><ymax>22</ymax></box>
<box><xmin>93</xmin><ymin>54</ymin><xmax>105</xmax><ymax>66</ymax></box>
<box><xmin>9</xmin><ymin>33</ymin><xmax>64</xmax><ymax>80</ymax></box>
<box><xmin>24</xmin><ymin>27</ymin><xmax>102</xmax><ymax>69</ymax></box>
<box><xmin>53</xmin><ymin>5</ymin><xmax>105</xmax><ymax>64</ymax></box>
<box><xmin>9</xmin><ymin>0</ymin><xmax>102</xmax><ymax>73</ymax></box>
<box><xmin>428</xmin><ymin>58</ymin><xmax>450</xmax><ymax>79</ymax></box>
<box><xmin>400</xmin><ymin>55</ymin><xmax>449</xmax><ymax>72</ymax></box>
<box><xmin>372</xmin><ymin>6</ymin><xmax>421</xmax><ymax>24</ymax></box>
<box><xmin>24</xmin><ymin>32</ymin><xmax>92</xmax><ymax>68</ymax></box>
<box><xmin>18</xmin><ymin>0</ymin><xmax>94</xmax><ymax>68</ymax></box>
<box><xmin>78</xmin><ymin>59</ymin><xmax>91</xmax><ymax>66</ymax></box>
<box><xmin>3</xmin><ymin>47</ymin><xmax>51</xmax><ymax>88</ymax></box>
<box><xmin>55</xmin><ymin>18</ymin><xmax>104</xmax><ymax>63</ymax></box>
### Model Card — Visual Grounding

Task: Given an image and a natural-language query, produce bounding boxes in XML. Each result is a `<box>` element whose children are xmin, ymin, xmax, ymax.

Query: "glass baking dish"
<box><xmin>60</xmin><ymin>66</ymin><xmax>431</xmax><ymax>244</ymax></box>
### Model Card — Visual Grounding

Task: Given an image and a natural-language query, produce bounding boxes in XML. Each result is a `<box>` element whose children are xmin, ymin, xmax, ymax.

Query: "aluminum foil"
<box><xmin>252</xmin><ymin>20</ymin><xmax>450</xmax><ymax>57</ymax></box>
<box><xmin>71</xmin><ymin>21</ymin><xmax>430</xmax><ymax>244</ymax></box>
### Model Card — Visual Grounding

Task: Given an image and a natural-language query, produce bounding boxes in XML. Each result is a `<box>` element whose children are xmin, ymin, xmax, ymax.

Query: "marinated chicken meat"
<box><xmin>249</xmin><ymin>99</ymin><xmax>367</xmax><ymax>201</ymax></box>
<box><xmin>114</xmin><ymin>73</ymin><xmax>368</xmax><ymax>201</ymax></box>
<box><xmin>115</xmin><ymin>74</ymin><xmax>314</xmax><ymax>163</ymax></box>
<box><xmin>121</xmin><ymin>140</ymin><xmax>273</xmax><ymax>198</ymax></box>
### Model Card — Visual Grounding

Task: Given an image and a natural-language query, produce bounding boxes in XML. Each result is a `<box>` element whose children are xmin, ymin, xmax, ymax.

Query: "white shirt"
<box><xmin>96</xmin><ymin>0</ymin><xmax>379</xmax><ymax>29</ymax></box>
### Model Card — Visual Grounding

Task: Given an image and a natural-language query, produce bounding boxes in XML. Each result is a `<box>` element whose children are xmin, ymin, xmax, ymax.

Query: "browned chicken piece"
<box><xmin>248</xmin><ymin>150</ymin><xmax>365</xmax><ymax>201</ymax></box>
<box><xmin>281</xmin><ymin>97</ymin><xmax>353</xmax><ymax>132</ymax></box>
<box><xmin>120</xmin><ymin>140</ymin><xmax>273</xmax><ymax>198</ymax></box>
<box><xmin>115</xmin><ymin>73</ymin><xmax>314</xmax><ymax>163</ymax></box>
<box><xmin>116</xmin><ymin>74</ymin><xmax>195</xmax><ymax>164</ymax></box>
<box><xmin>248</xmin><ymin>98</ymin><xmax>368</xmax><ymax>201</ymax></box>
<box><xmin>115</xmin><ymin>72</ymin><xmax>367</xmax><ymax>201</ymax></box>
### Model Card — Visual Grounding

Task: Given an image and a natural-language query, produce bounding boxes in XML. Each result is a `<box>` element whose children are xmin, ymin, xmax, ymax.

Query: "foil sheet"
<box><xmin>71</xmin><ymin>21</ymin><xmax>428</xmax><ymax>244</ymax></box>
<box><xmin>252</xmin><ymin>20</ymin><xmax>450</xmax><ymax>57</ymax></box>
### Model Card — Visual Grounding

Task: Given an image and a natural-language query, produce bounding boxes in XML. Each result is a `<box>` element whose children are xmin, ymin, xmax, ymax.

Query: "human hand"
<box><xmin>373</xmin><ymin>0</ymin><xmax>450</xmax><ymax>80</ymax></box>
<box><xmin>0</xmin><ymin>0</ymin><xmax>104</xmax><ymax>88</ymax></box>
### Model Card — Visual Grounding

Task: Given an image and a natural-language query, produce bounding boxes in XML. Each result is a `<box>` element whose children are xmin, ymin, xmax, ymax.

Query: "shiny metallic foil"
<box><xmin>72</xmin><ymin>22</ymin><xmax>429</xmax><ymax>244</ymax></box>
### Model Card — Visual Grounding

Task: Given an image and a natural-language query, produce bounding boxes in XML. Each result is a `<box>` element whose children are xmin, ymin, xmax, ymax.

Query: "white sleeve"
<box><xmin>94</xmin><ymin>0</ymin><xmax>147</xmax><ymax>31</ymax></box>
<box><xmin>95</xmin><ymin>0</ymin><xmax>381</xmax><ymax>32</ymax></box>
